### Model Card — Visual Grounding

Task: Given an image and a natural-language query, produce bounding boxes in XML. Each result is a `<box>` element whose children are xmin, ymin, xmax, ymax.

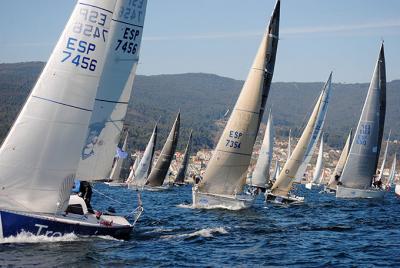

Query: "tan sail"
<box><xmin>198</xmin><ymin>0</ymin><xmax>280</xmax><ymax>196</ymax></box>
<box><xmin>271</xmin><ymin>86</ymin><xmax>325</xmax><ymax>197</ymax></box>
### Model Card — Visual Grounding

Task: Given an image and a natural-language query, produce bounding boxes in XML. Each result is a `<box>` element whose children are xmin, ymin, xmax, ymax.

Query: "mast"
<box><xmin>0</xmin><ymin>0</ymin><xmax>117</xmax><ymax>213</ymax></box>
<box><xmin>340</xmin><ymin>44</ymin><xmax>386</xmax><ymax>189</ymax></box>
<box><xmin>175</xmin><ymin>131</ymin><xmax>193</xmax><ymax>184</ymax></box>
<box><xmin>76</xmin><ymin>0</ymin><xmax>148</xmax><ymax>181</ymax></box>
<box><xmin>252</xmin><ymin>111</ymin><xmax>274</xmax><ymax>188</ymax></box>
<box><xmin>146</xmin><ymin>112</ymin><xmax>180</xmax><ymax>187</ymax></box>
<box><xmin>271</xmin><ymin>76</ymin><xmax>329</xmax><ymax>197</ymax></box>
<box><xmin>197</xmin><ymin>0</ymin><xmax>280</xmax><ymax>196</ymax></box>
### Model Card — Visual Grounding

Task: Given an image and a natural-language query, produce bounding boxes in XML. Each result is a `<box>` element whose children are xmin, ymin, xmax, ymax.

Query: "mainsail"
<box><xmin>130</xmin><ymin>125</ymin><xmax>157</xmax><ymax>187</ymax></box>
<box><xmin>340</xmin><ymin>44</ymin><xmax>386</xmax><ymax>189</ymax></box>
<box><xmin>127</xmin><ymin>154</ymin><xmax>141</xmax><ymax>182</ymax></box>
<box><xmin>271</xmin><ymin>160</ymin><xmax>281</xmax><ymax>182</ymax></box>
<box><xmin>0</xmin><ymin>0</ymin><xmax>116</xmax><ymax>213</ymax></box>
<box><xmin>377</xmin><ymin>130</ymin><xmax>391</xmax><ymax>181</ymax></box>
<box><xmin>198</xmin><ymin>0</ymin><xmax>280</xmax><ymax>196</ymax></box>
<box><xmin>146</xmin><ymin>113</ymin><xmax>180</xmax><ymax>187</ymax></box>
<box><xmin>251</xmin><ymin>112</ymin><xmax>274</xmax><ymax>188</ymax></box>
<box><xmin>270</xmin><ymin>76</ymin><xmax>329</xmax><ymax>197</ymax></box>
<box><xmin>327</xmin><ymin>129</ymin><xmax>353</xmax><ymax>189</ymax></box>
<box><xmin>108</xmin><ymin>132</ymin><xmax>129</xmax><ymax>182</ymax></box>
<box><xmin>311</xmin><ymin>135</ymin><xmax>324</xmax><ymax>184</ymax></box>
<box><xmin>76</xmin><ymin>0</ymin><xmax>148</xmax><ymax>181</ymax></box>
<box><xmin>175</xmin><ymin>131</ymin><xmax>193</xmax><ymax>184</ymax></box>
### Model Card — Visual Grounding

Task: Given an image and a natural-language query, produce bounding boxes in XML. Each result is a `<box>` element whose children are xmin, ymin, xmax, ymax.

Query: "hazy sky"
<box><xmin>0</xmin><ymin>0</ymin><xmax>399</xmax><ymax>83</ymax></box>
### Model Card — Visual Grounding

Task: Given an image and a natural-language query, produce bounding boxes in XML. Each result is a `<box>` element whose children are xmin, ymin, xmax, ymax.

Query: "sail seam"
<box><xmin>234</xmin><ymin>108</ymin><xmax>260</xmax><ymax>115</ymax></box>
<box><xmin>79</xmin><ymin>3</ymin><xmax>113</xmax><ymax>14</ymax></box>
<box><xmin>216</xmin><ymin>149</ymin><xmax>252</xmax><ymax>157</ymax></box>
<box><xmin>32</xmin><ymin>96</ymin><xmax>92</xmax><ymax>112</ymax></box>
<box><xmin>112</xmin><ymin>19</ymin><xmax>144</xmax><ymax>28</ymax></box>
<box><xmin>95</xmin><ymin>98</ymin><xmax>129</xmax><ymax>104</ymax></box>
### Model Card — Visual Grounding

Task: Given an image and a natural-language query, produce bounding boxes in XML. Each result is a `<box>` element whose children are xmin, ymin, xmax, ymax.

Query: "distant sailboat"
<box><xmin>126</xmin><ymin>154</ymin><xmax>141</xmax><ymax>183</ymax></box>
<box><xmin>386</xmin><ymin>154</ymin><xmax>396</xmax><ymax>190</ymax></box>
<box><xmin>287</xmin><ymin>129</ymin><xmax>292</xmax><ymax>161</ymax></box>
<box><xmin>106</xmin><ymin>132</ymin><xmax>129</xmax><ymax>186</ymax></box>
<box><xmin>336</xmin><ymin>44</ymin><xmax>386</xmax><ymax>199</ymax></box>
<box><xmin>146</xmin><ymin>112</ymin><xmax>180</xmax><ymax>188</ymax></box>
<box><xmin>376</xmin><ymin>130</ymin><xmax>391</xmax><ymax>183</ymax></box>
<box><xmin>326</xmin><ymin>129</ymin><xmax>353</xmax><ymax>193</ymax></box>
<box><xmin>174</xmin><ymin>131</ymin><xmax>193</xmax><ymax>185</ymax></box>
<box><xmin>306</xmin><ymin>135</ymin><xmax>324</xmax><ymax>190</ymax></box>
<box><xmin>0</xmin><ymin>0</ymin><xmax>146</xmax><ymax>239</ymax></box>
<box><xmin>265</xmin><ymin>73</ymin><xmax>332</xmax><ymax>204</ymax></box>
<box><xmin>128</xmin><ymin>124</ymin><xmax>157</xmax><ymax>189</ymax></box>
<box><xmin>250</xmin><ymin>111</ymin><xmax>274</xmax><ymax>192</ymax></box>
<box><xmin>192</xmin><ymin>0</ymin><xmax>280</xmax><ymax>210</ymax></box>
<box><xmin>271</xmin><ymin>160</ymin><xmax>281</xmax><ymax>182</ymax></box>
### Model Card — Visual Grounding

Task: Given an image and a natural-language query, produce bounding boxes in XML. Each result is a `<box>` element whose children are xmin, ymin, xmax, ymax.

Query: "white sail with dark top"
<box><xmin>340</xmin><ymin>44</ymin><xmax>386</xmax><ymax>190</ymax></box>
<box><xmin>0</xmin><ymin>0</ymin><xmax>116</xmax><ymax>213</ymax></box>
<box><xmin>76</xmin><ymin>0</ymin><xmax>148</xmax><ymax>181</ymax></box>
<box><xmin>146</xmin><ymin>113</ymin><xmax>180</xmax><ymax>187</ymax></box>
<box><xmin>197</xmin><ymin>0</ymin><xmax>280</xmax><ymax>196</ymax></box>
<box><xmin>175</xmin><ymin>131</ymin><xmax>193</xmax><ymax>184</ymax></box>
<box><xmin>251</xmin><ymin>112</ymin><xmax>274</xmax><ymax>188</ymax></box>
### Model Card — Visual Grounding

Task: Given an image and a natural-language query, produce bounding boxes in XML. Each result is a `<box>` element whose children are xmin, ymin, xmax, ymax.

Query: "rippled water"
<box><xmin>1</xmin><ymin>183</ymin><xmax>400</xmax><ymax>267</ymax></box>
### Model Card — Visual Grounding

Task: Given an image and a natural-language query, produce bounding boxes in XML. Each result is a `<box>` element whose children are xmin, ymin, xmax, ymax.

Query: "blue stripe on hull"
<box><xmin>0</xmin><ymin>210</ymin><xmax>132</xmax><ymax>239</ymax></box>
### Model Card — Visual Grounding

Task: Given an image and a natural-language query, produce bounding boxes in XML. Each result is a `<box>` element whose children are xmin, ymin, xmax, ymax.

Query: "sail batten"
<box><xmin>198</xmin><ymin>0</ymin><xmax>280</xmax><ymax>196</ymax></box>
<box><xmin>340</xmin><ymin>44</ymin><xmax>386</xmax><ymax>189</ymax></box>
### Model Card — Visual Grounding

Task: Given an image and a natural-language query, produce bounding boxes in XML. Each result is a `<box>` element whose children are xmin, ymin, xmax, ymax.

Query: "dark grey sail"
<box><xmin>174</xmin><ymin>131</ymin><xmax>193</xmax><ymax>184</ymax></box>
<box><xmin>146</xmin><ymin>112</ymin><xmax>180</xmax><ymax>186</ymax></box>
<box><xmin>340</xmin><ymin>44</ymin><xmax>386</xmax><ymax>189</ymax></box>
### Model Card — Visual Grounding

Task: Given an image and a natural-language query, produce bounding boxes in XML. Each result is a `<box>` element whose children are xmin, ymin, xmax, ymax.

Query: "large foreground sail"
<box><xmin>146</xmin><ymin>113</ymin><xmax>180</xmax><ymax>187</ymax></box>
<box><xmin>175</xmin><ymin>131</ymin><xmax>193</xmax><ymax>184</ymax></box>
<box><xmin>194</xmin><ymin>0</ymin><xmax>280</xmax><ymax>208</ymax></box>
<box><xmin>267</xmin><ymin>74</ymin><xmax>331</xmax><ymax>202</ymax></box>
<box><xmin>76</xmin><ymin>0</ymin><xmax>148</xmax><ymax>181</ymax></box>
<box><xmin>251</xmin><ymin>112</ymin><xmax>274</xmax><ymax>188</ymax></box>
<box><xmin>0</xmin><ymin>0</ymin><xmax>116</xmax><ymax>213</ymax></box>
<box><xmin>337</xmin><ymin>44</ymin><xmax>386</xmax><ymax>199</ymax></box>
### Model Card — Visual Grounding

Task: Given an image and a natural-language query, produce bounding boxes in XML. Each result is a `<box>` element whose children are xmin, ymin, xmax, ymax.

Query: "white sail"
<box><xmin>108</xmin><ymin>132</ymin><xmax>129</xmax><ymax>182</ymax></box>
<box><xmin>339</xmin><ymin>44</ymin><xmax>386</xmax><ymax>190</ymax></box>
<box><xmin>130</xmin><ymin>125</ymin><xmax>157</xmax><ymax>187</ymax></box>
<box><xmin>197</xmin><ymin>1</ymin><xmax>280</xmax><ymax>196</ymax></box>
<box><xmin>76</xmin><ymin>0</ymin><xmax>148</xmax><ymax>181</ymax></box>
<box><xmin>294</xmin><ymin>74</ymin><xmax>332</xmax><ymax>181</ymax></box>
<box><xmin>387</xmin><ymin>154</ymin><xmax>396</xmax><ymax>187</ymax></box>
<box><xmin>327</xmin><ymin>129</ymin><xmax>353</xmax><ymax>189</ymax></box>
<box><xmin>0</xmin><ymin>0</ymin><xmax>116</xmax><ymax>213</ymax></box>
<box><xmin>271</xmin><ymin>160</ymin><xmax>280</xmax><ymax>181</ymax></box>
<box><xmin>251</xmin><ymin>112</ymin><xmax>274</xmax><ymax>188</ymax></box>
<box><xmin>377</xmin><ymin>131</ymin><xmax>391</xmax><ymax>182</ymax></box>
<box><xmin>287</xmin><ymin>129</ymin><xmax>292</xmax><ymax>161</ymax></box>
<box><xmin>311</xmin><ymin>135</ymin><xmax>324</xmax><ymax>184</ymax></box>
<box><xmin>271</xmin><ymin>75</ymin><xmax>330</xmax><ymax>197</ymax></box>
<box><xmin>127</xmin><ymin>154</ymin><xmax>141</xmax><ymax>182</ymax></box>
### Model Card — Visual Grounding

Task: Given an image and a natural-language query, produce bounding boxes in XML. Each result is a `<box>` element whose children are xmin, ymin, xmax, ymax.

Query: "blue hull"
<box><xmin>0</xmin><ymin>210</ymin><xmax>133</xmax><ymax>239</ymax></box>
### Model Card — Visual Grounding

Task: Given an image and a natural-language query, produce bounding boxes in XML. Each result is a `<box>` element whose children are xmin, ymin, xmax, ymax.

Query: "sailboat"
<box><xmin>0</xmin><ymin>0</ymin><xmax>146</xmax><ymax>238</ymax></box>
<box><xmin>375</xmin><ymin>130</ymin><xmax>391</xmax><ymax>184</ymax></box>
<box><xmin>385</xmin><ymin>154</ymin><xmax>396</xmax><ymax>190</ymax></box>
<box><xmin>336</xmin><ymin>44</ymin><xmax>386</xmax><ymax>199</ymax></box>
<box><xmin>306</xmin><ymin>135</ymin><xmax>324</xmax><ymax>190</ymax></box>
<box><xmin>76</xmin><ymin>0</ymin><xmax>148</xmax><ymax>183</ymax></box>
<box><xmin>174</xmin><ymin>131</ymin><xmax>193</xmax><ymax>186</ymax></box>
<box><xmin>192</xmin><ymin>0</ymin><xmax>280</xmax><ymax>210</ymax></box>
<box><xmin>287</xmin><ymin>129</ymin><xmax>292</xmax><ymax>161</ymax></box>
<box><xmin>265</xmin><ymin>73</ymin><xmax>332</xmax><ymax>204</ymax></box>
<box><xmin>271</xmin><ymin>160</ymin><xmax>281</xmax><ymax>182</ymax></box>
<box><xmin>325</xmin><ymin>129</ymin><xmax>353</xmax><ymax>193</ymax></box>
<box><xmin>126</xmin><ymin>154</ymin><xmax>141</xmax><ymax>183</ymax></box>
<box><xmin>105</xmin><ymin>132</ymin><xmax>129</xmax><ymax>186</ymax></box>
<box><xmin>146</xmin><ymin>112</ymin><xmax>180</xmax><ymax>188</ymax></box>
<box><xmin>127</xmin><ymin>125</ymin><xmax>157</xmax><ymax>189</ymax></box>
<box><xmin>250</xmin><ymin>111</ymin><xmax>274</xmax><ymax>192</ymax></box>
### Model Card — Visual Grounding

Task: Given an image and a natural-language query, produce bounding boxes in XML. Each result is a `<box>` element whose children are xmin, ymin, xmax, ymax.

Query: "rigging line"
<box><xmin>92</xmin><ymin>188</ymin><xmax>125</xmax><ymax>205</ymax></box>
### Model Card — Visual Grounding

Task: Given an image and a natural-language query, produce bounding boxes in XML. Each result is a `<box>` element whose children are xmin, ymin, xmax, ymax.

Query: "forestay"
<box><xmin>340</xmin><ymin>44</ymin><xmax>386</xmax><ymax>189</ymax></box>
<box><xmin>76</xmin><ymin>0</ymin><xmax>148</xmax><ymax>181</ymax></box>
<box><xmin>198</xmin><ymin>0</ymin><xmax>280</xmax><ymax>196</ymax></box>
<box><xmin>0</xmin><ymin>0</ymin><xmax>116</xmax><ymax>213</ymax></box>
<box><xmin>251</xmin><ymin>112</ymin><xmax>274</xmax><ymax>188</ymax></box>
<box><xmin>146</xmin><ymin>113</ymin><xmax>180</xmax><ymax>187</ymax></box>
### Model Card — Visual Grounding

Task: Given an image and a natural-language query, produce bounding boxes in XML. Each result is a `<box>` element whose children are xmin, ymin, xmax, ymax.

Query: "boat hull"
<box><xmin>104</xmin><ymin>182</ymin><xmax>127</xmax><ymax>187</ymax></box>
<box><xmin>264</xmin><ymin>191</ymin><xmax>304</xmax><ymax>204</ymax></box>
<box><xmin>395</xmin><ymin>185</ymin><xmax>400</xmax><ymax>196</ymax></box>
<box><xmin>336</xmin><ymin>185</ymin><xmax>385</xmax><ymax>199</ymax></box>
<box><xmin>0</xmin><ymin>209</ymin><xmax>134</xmax><ymax>239</ymax></box>
<box><xmin>192</xmin><ymin>188</ymin><xmax>254</xmax><ymax>210</ymax></box>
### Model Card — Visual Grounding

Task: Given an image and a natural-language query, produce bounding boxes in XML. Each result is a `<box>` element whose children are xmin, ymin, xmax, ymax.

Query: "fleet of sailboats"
<box><xmin>0</xmin><ymin>0</ymin><xmax>398</xmax><ymax>241</ymax></box>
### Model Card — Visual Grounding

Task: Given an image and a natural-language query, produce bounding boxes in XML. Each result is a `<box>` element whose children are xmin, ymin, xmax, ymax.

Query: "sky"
<box><xmin>0</xmin><ymin>0</ymin><xmax>399</xmax><ymax>83</ymax></box>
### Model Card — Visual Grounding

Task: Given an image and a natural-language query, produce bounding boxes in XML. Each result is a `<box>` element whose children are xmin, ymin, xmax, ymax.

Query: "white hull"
<box><xmin>322</xmin><ymin>185</ymin><xmax>336</xmax><ymax>194</ymax></box>
<box><xmin>264</xmin><ymin>190</ymin><xmax>304</xmax><ymax>204</ymax></box>
<box><xmin>395</xmin><ymin>185</ymin><xmax>400</xmax><ymax>196</ymax></box>
<box><xmin>192</xmin><ymin>187</ymin><xmax>254</xmax><ymax>210</ymax></box>
<box><xmin>104</xmin><ymin>182</ymin><xmax>127</xmax><ymax>187</ymax></box>
<box><xmin>336</xmin><ymin>185</ymin><xmax>385</xmax><ymax>199</ymax></box>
